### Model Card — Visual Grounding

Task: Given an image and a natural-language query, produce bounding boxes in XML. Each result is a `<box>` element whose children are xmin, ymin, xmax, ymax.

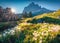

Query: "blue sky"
<box><xmin>0</xmin><ymin>0</ymin><xmax>60</xmax><ymax>13</ymax></box>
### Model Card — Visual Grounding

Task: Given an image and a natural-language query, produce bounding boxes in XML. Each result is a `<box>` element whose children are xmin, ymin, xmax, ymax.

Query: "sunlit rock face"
<box><xmin>23</xmin><ymin>2</ymin><xmax>53</xmax><ymax>15</ymax></box>
<box><xmin>3</xmin><ymin>8</ymin><xmax>18</xmax><ymax>21</ymax></box>
<box><xmin>0</xmin><ymin>6</ymin><xmax>19</xmax><ymax>21</ymax></box>
<box><xmin>0</xmin><ymin>6</ymin><xmax>3</xmax><ymax>13</ymax></box>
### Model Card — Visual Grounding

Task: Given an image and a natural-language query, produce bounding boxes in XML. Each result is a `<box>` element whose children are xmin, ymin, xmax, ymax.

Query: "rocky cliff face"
<box><xmin>23</xmin><ymin>2</ymin><xmax>53</xmax><ymax>15</ymax></box>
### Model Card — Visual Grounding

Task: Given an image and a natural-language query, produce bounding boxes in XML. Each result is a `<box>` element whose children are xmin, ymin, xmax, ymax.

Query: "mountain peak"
<box><xmin>30</xmin><ymin>2</ymin><xmax>35</xmax><ymax>5</ymax></box>
<box><xmin>23</xmin><ymin>2</ymin><xmax>53</xmax><ymax>15</ymax></box>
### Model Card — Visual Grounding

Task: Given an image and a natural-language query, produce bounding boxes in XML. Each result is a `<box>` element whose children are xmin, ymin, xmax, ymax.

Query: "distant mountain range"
<box><xmin>23</xmin><ymin>2</ymin><xmax>54</xmax><ymax>16</ymax></box>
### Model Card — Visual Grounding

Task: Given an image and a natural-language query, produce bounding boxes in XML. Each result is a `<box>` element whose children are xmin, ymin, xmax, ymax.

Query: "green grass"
<box><xmin>0</xmin><ymin>10</ymin><xmax>60</xmax><ymax>43</ymax></box>
<box><xmin>0</xmin><ymin>21</ymin><xmax>18</xmax><ymax>32</ymax></box>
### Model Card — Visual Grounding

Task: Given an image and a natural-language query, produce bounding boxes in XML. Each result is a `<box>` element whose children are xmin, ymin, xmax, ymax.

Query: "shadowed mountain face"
<box><xmin>23</xmin><ymin>2</ymin><xmax>53</xmax><ymax>15</ymax></box>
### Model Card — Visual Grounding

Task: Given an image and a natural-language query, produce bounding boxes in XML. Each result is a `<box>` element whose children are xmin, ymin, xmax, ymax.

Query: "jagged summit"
<box><xmin>23</xmin><ymin>2</ymin><xmax>53</xmax><ymax>15</ymax></box>
<box><xmin>29</xmin><ymin>2</ymin><xmax>35</xmax><ymax>6</ymax></box>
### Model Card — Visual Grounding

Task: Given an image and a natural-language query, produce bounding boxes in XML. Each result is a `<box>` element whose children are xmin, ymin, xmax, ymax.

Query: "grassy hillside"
<box><xmin>0</xmin><ymin>10</ymin><xmax>60</xmax><ymax>43</ymax></box>
<box><xmin>25</xmin><ymin>10</ymin><xmax>60</xmax><ymax>24</ymax></box>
